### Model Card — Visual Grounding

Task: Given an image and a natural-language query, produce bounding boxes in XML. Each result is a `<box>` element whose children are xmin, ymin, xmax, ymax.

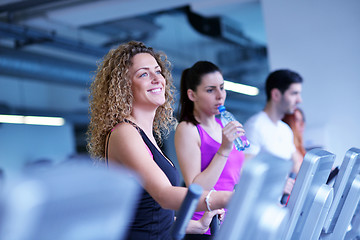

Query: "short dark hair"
<box><xmin>265</xmin><ymin>69</ymin><xmax>303</xmax><ymax>101</ymax></box>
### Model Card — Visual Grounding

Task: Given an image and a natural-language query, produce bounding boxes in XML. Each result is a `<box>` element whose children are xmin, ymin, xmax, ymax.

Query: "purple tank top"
<box><xmin>192</xmin><ymin>118</ymin><xmax>245</xmax><ymax>234</ymax></box>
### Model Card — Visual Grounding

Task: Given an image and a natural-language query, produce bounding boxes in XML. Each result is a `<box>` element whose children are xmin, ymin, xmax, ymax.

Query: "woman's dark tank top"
<box><xmin>107</xmin><ymin>120</ymin><xmax>179</xmax><ymax>240</ymax></box>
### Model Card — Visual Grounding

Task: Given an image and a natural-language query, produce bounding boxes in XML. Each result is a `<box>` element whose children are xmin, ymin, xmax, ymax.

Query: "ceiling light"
<box><xmin>0</xmin><ymin>114</ymin><xmax>65</xmax><ymax>126</ymax></box>
<box><xmin>224</xmin><ymin>80</ymin><xmax>259</xmax><ymax>96</ymax></box>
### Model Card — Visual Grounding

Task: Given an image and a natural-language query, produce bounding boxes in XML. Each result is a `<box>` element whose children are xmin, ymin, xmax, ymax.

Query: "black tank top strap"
<box><xmin>105</xmin><ymin>119</ymin><xmax>140</xmax><ymax>167</ymax></box>
<box><xmin>123</xmin><ymin>119</ymin><xmax>141</xmax><ymax>132</ymax></box>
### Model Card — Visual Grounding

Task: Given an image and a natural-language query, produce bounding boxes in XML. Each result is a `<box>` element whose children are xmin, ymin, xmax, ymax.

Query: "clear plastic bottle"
<box><xmin>218</xmin><ymin>105</ymin><xmax>250</xmax><ymax>151</ymax></box>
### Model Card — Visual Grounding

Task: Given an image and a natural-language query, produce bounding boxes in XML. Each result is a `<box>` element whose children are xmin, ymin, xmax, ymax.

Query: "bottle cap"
<box><xmin>218</xmin><ymin>105</ymin><xmax>226</xmax><ymax>112</ymax></box>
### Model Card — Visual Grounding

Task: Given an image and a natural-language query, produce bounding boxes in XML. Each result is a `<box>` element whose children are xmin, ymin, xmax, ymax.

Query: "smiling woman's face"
<box><xmin>129</xmin><ymin>53</ymin><xmax>166</xmax><ymax>109</ymax></box>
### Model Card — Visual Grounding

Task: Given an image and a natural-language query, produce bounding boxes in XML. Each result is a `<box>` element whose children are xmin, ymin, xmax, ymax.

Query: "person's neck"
<box><xmin>193</xmin><ymin>110</ymin><xmax>217</xmax><ymax>127</ymax></box>
<box><xmin>263</xmin><ymin>102</ymin><xmax>284</xmax><ymax>124</ymax></box>
<box><xmin>128</xmin><ymin>108</ymin><xmax>155</xmax><ymax>135</ymax></box>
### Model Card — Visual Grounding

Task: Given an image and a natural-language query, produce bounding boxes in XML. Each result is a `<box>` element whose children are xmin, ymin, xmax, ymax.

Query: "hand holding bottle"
<box><xmin>218</xmin><ymin>105</ymin><xmax>250</xmax><ymax>151</ymax></box>
<box><xmin>220</xmin><ymin>119</ymin><xmax>245</xmax><ymax>152</ymax></box>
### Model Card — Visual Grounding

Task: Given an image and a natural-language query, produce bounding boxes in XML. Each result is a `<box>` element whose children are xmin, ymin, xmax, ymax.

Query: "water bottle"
<box><xmin>218</xmin><ymin>105</ymin><xmax>250</xmax><ymax>151</ymax></box>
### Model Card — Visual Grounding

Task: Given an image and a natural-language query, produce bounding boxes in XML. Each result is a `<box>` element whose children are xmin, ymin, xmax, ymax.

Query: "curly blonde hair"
<box><xmin>87</xmin><ymin>41</ymin><xmax>177</xmax><ymax>160</ymax></box>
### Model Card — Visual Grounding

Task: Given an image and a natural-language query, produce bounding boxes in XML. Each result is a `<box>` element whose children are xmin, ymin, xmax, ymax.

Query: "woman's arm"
<box><xmin>108</xmin><ymin>122</ymin><xmax>232</xmax><ymax>211</ymax></box>
<box><xmin>186</xmin><ymin>209</ymin><xmax>225</xmax><ymax>234</ymax></box>
<box><xmin>174</xmin><ymin>121</ymin><xmax>242</xmax><ymax>190</ymax></box>
<box><xmin>108</xmin><ymin>122</ymin><xmax>185</xmax><ymax>209</ymax></box>
<box><xmin>291</xmin><ymin>150</ymin><xmax>303</xmax><ymax>174</ymax></box>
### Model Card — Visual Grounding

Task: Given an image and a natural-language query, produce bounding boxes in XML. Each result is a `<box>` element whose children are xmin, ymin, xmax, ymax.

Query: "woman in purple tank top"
<box><xmin>175</xmin><ymin>61</ymin><xmax>246</xmax><ymax>240</ymax></box>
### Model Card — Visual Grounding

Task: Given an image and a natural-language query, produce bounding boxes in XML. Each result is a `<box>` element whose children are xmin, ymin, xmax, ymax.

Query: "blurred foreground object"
<box><xmin>0</xmin><ymin>160</ymin><xmax>141</xmax><ymax>240</ymax></box>
<box><xmin>215</xmin><ymin>152</ymin><xmax>291</xmax><ymax>240</ymax></box>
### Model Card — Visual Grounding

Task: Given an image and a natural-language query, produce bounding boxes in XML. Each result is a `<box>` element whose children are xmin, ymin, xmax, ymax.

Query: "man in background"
<box><xmin>244</xmin><ymin>69</ymin><xmax>303</xmax><ymax>200</ymax></box>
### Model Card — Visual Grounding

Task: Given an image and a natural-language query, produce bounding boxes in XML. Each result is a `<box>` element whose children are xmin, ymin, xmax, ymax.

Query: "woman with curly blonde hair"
<box><xmin>87</xmin><ymin>41</ymin><xmax>176</xmax><ymax>160</ymax></box>
<box><xmin>87</xmin><ymin>41</ymin><xmax>231</xmax><ymax>240</ymax></box>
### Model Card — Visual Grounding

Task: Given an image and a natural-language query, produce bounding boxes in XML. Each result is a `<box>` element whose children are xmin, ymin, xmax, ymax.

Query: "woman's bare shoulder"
<box><xmin>176</xmin><ymin>121</ymin><xmax>197</xmax><ymax>132</ymax></box>
<box><xmin>111</xmin><ymin>121</ymin><xmax>139</xmax><ymax>135</ymax></box>
<box><xmin>175</xmin><ymin>121</ymin><xmax>199</xmax><ymax>141</ymax></box>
